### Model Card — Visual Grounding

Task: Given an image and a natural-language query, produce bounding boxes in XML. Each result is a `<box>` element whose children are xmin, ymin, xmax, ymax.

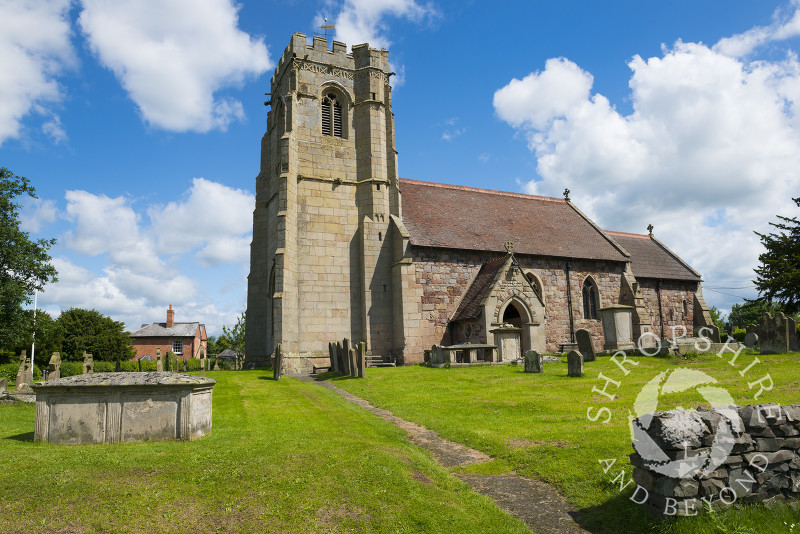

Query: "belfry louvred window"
<box><xmin>322</xmin><ymin>93</ymin><xmax>343</xmax><ymax>138</ymax></box>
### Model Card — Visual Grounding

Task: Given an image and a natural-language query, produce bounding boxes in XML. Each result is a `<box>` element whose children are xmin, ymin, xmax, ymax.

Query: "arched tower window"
<box><xmin>582</xmin><ymin>278</ymin><xmax>598</xmax><ymax>320</ymax></box>
<box><xmin>321</xmin><ymin>93</ymin><xmax>343</xmax><ymax>138</ymax></box>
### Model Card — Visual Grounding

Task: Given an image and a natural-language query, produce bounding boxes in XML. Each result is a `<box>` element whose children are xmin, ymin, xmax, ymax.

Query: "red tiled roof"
<box><xmin>451</xmin><ymin>256</ymin><xmax>507</xmax><ymax>321</ymax></box>
<box><xmin>605</xmin><ymin>231</ymin><xmax>701</xmax><ymax>282</ymax></box>
<box><xmin>399</xmin><ymin>179</ymin><xmax>629</xmax><ymax>262</ymax></box>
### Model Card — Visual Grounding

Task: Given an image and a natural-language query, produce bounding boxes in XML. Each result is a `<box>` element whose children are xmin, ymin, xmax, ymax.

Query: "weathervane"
<box><xmin>316</xmin><ymin>17</ymin><xmax>335</xmax><ymax>40</ymax></box>
<box><xmin>563</xmin><ymin>188</ymin><xmax>570</xmax><ymax>201</ymax></box>
<box><xmin>647</xmin><ymin>224</ymin><xmax>654</xmax><ymax>236</ymax></box>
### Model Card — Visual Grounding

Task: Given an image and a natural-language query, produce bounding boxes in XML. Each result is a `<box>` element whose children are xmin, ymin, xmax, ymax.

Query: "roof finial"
<box><xmin>563</xmin><ymin>188</ymin><xmax>570</xmax><ymax>201</ymax></box>
<box><xmin>647</xmin><ymin>224</ymin><xmax>654</xmax><ymax>236</ymax></box>
<box><xmin>504</xmin><ymin>241</ymin><xmax>514</xmax><ymax>254</ymax></box>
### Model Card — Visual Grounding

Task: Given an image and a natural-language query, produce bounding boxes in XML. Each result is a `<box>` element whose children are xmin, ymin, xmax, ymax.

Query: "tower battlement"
<box><xmin>270</xmin><ymin>32</ymin><xmax>389</xmax><ymax>88</ymax></box>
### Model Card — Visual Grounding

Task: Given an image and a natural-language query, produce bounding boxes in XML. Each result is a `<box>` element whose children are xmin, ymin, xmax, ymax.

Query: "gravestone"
<box><xmin>748</xmin><ymin>312</ymin><xmax>793</xmax><ymax>354</ymax></box>
<box><xmin>115</xmin><ymin>359</ymin><xmax>121</xmax><ymax>372</ymax></box>
<box><xmin>138</xmin><ymin>359</ymin><xmax>142</xmax><ymax>372</ymax></box>
<box><xmin>156</xmin><ymin>349</ymin><xmax>163</xmax><ymax>372</ymax></box>
<box><xmin>430</xmin><ymin>345</ymin><xmax>440</xmax><ymax>365</ymax></box>
<box><xmin>329</xmin><ymin>342</ymin><xmax>339</xmax><ymax>374</ymax></box>
<box><xmin>48</xmin><ymin>352</ymin><xmax>61</xmax><ymax>380</ymax></box>
<box><xmin>165</xmin><ymin>354</ymin><xmax>171</xmax><ymax>372</ymax></box>
<box><xmin>0</xmin><ymin>378</ymin><xmax>6</xmax><ymax>395</ymax></box>
<box><xmin>348</xmin><ymin>348</ymin><xmax>356</xmax><ymax>378</ymax></box>
<box><xmin>567</xmin><ymin>350</ymin><xmax>584</xmax><ymax>377</ymax></box>
<box><xmin>575</xmin><ymin>329</ymin><xmax>596</xmax><ymax>362</ymax></box>
<box><xmin>82</xmin><ymin>352</ymin><xmax>94</xmax><ymax>374</ymax></box>
<box><xmin>15</xmin><ymin>350</ymin><xmax>28</xmax><ymax>388</ymax></box>
<box><xmin>357</xmin><ymin>342</ymin><xmax>365</xmax><ymax>378</ymax></box>
<box><xmin>273</xmin><ymin>344</ymin><xmax>282</xmax><ymax>380</ymax></box>
<box><xmin>745</xmin><ymin>332</ymin><xmax>759</xmax><ymax>349</ymax></box>
<box><xmin>524</xmin><ymin>350</ymin><xmax>542</xmax><ymax>373</ymax></box>
<box><xmin>340</xmin><ymin>340</ymin><xmax>350</xmax><ymax>376</ymax></box>
<box><xmin>184</xmin><ymin>360</ymin><xmax>188</xmax><ymax>372</ymax></box>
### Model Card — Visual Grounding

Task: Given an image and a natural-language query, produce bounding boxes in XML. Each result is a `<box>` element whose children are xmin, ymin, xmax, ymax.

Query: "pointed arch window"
<box><xmin>322</xmin><ymin>93</ymin><xmax>343</xmax><ymax>138</ymax></box>
<box><xmin>582</xmin><ymin>278</ymin><xmax>598</xmax><ymax>320</ymax></box>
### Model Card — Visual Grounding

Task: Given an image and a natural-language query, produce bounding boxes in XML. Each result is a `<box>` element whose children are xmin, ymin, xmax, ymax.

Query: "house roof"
<box><xmin>451</xmin><ymin>256</ymin><xmax>507</xmax><ymax>321</ymax></box>
<box><xmin>218</xmin><ymin>348</ymin><xmax>241</xmax><ymax>358</ymax></box>
<box><xmin>399</xmin><ymin>179</ymin><xmax>629</xmax><ymax>262</ymax></box>
<box><xmin>130</xmin><ymin>322</ymin><xmax>202</xmax><ymax>338</ymax></box>
<box><xmin>604</xmin><ymin>231</ymin><xmax>701</xmax><ymax>282</ymax></box>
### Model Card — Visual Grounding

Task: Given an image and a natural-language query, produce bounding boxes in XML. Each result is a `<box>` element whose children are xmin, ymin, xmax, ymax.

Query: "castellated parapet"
<box><xmin>246</xmin><ymin>33</ymin><xmax>400</xmax><ymax>374</ymax></box>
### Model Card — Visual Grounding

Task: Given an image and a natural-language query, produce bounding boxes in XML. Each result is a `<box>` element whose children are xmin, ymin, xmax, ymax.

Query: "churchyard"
<box><xmin>1</xmin><ymin>349</ymin><xmax>800</xmax><ymax>532</ymax></box>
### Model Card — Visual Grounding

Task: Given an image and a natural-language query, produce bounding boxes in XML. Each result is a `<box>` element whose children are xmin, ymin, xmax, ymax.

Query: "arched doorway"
<box><xmin>495</xmin><ymin>298</ymin><xmax>532</xmax><ymax>361</ymax></box>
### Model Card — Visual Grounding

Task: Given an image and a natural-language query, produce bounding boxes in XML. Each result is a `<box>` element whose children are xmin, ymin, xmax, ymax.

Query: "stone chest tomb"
<box><xmin>33</xmin><ymin>372</ymin><xmax>215</xmax><ymax>445</ymax></box>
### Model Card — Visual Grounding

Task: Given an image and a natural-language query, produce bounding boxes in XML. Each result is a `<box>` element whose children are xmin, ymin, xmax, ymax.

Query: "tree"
<box><xmin>728</xmin><ymin>301</ymin><xmax>787</xmax><ymax>329</ymax></box>
<box><xmin>754</xmin><ymin>197</ymin><xmax>800</xmax><ymax>314</ymax></box>
<box><xmin>10</xmin><ymin>309</ymin><xmax>58</xmax><ymax>367</ymax></box>
<box><xmin>222</xmin><ymin>313</ymin><xmax>245</xmax><ymax>356</ymax></box>
<box><xmin>55</xmin><ymin>308</ymin><xmax>136</xmax><ymax>361</ymax></box>
<box><xmin>0</xmin><ymin>168</ymin><xmax>57</xmax><ymax>351</ymax></box>
<box><xmin>709</xmin><ymin>306</ymin><xmax>726</xmax><ymax>332</ymax></box>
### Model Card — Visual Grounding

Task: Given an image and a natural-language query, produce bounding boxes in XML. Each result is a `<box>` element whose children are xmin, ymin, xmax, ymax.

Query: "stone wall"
<box><xmin>631</xmin><ymin>404</ymin><xmax>800</xmax><ymax>516</ymax></box>
<box><xmin>637</xmin><ymin>279</ymin><xmax>696</xmax><ymax>340</ymax></box>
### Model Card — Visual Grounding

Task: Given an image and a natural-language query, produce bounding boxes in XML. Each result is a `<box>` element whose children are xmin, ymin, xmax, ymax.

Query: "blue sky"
<box><xmin>3</xmin><ymin>0</ymin><xmax>800</xmax><ymax>334</ymax></box>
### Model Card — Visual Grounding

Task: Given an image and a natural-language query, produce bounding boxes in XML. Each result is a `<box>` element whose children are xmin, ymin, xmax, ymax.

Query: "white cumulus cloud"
<box><xmin>494</xmin><ymin>38</ymin><xmax>800</xmax><ymax>311</ymax></box>
<box><xmin>331</xmin><ymin>0</ymin><xmax>436</xmax><ymax>50</ymax></box>
<box><xmin>77</xmin><ymin>0</ymin><xmax>272</xmax><ymax>132</ymax></box>
<box><xmin>714</xmin><ymin>1</ymin><xmax>800</xmax><ymax>57</ymax></box>
<box><xmin>0</xmin><ymin>0</ymin><xmax>74</xmax><ymax>145</ymax></box>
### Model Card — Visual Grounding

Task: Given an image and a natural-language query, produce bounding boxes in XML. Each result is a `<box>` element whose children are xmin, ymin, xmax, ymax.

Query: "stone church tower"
<box><xmin>246</xmin><ymin>33</ymin><xmax>401</xmax><ymax>369</ymax></box>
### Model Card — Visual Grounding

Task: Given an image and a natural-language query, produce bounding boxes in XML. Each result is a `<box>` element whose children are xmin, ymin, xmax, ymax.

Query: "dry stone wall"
<box><xmin>631</xmin><ymin>404</ymin><xmax>800</xmax><ymax>516</ymax></box>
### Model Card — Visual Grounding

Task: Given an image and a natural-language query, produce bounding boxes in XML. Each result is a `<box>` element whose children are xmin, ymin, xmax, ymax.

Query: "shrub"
<box><xmin>186</xmin><ymin>358</ymin><xmax>201</xmax><ymax>371</ymax></box>
<box><xmin>60</xmin><ymin>361</ymin><xmax>83</xmax><ymax>377</ymax></box>
<box><xmin>94</xmin><ymin>361</ymin><xmax>115</xmax><ymax>373</ymax></box>
<box><xmin>732</xmin><ymin>328</ymin><xmax>747</xmax><ymax>343</ymax></box>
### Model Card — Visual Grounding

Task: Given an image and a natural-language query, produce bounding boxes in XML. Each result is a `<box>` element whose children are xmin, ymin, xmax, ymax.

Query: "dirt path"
<box><xmin>301</xmin><ymin>376</ymin><xmax>589</xmax><ymax>534</ymax></box>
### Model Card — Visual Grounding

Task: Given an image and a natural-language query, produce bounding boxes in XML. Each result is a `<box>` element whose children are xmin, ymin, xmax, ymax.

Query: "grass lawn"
<box><xmin>328</xmin><ymin>351</ymin><xmax>800</xmax><ymax>533</ymax></box>
<box><xmin>0</xmin><ymin>371</ymin><xmax>530</xmax><ymax>533</ymax></box>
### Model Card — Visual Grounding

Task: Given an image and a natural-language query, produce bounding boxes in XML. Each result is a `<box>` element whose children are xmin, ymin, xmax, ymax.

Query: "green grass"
<box><xmin>329</xmin><ymin>351</ymin><xmax>800</xmax><ymax>533</ymax></box>
<box><xmin>0</xmin><ymin>371</ymin><xmax>529</xmax><ymax>533</ymax></box>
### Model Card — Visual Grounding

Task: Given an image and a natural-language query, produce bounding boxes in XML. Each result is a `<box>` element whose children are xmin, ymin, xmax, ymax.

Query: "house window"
<box><xmin>321</xmin><ymin>93</ymin><xmax>343</xmax><ymax>138</ymax></box>
<box><xmin>582</xmin><ymin>278</ymin><xmax>598</xmax><ymax>320</ymax></box>
<box><xmin>172</xmin><ymin>340</ymin><xmax>183</xmax><ymax>355</ymax></box>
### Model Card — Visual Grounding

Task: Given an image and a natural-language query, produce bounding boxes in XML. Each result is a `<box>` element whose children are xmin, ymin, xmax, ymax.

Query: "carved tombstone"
<box><xmin>0</xmin><ymin>378</ymin><xmax>6</xmax><ymax>395</ymax></box>
<box><xmin>744</xmin><ymin>332</ymin><xmax>759</xmax><ymax>349</ymax></box>
<box><xmin>575</xmin><ymin>329</ymin><xmax>596</xmax><ymax>362</ymax></box>
<box><xmin>82</xmin><ymin>352</ymin><xmax>94</xmax><ymax>374</ymax></box>
<box><xmin>567</xmin><ymin>350</ymin><xmax>584</xmax><ymax>377</ymax></box>
<box><xmin>339</xmin><ymin>341</ymin><xmax>350</xmax><ymax>376</ymax></box>
<box><xmin>748</xmin><ymin>312</ymin><xmax>792</xmax><ymax>355</ymax></box>
<box><xmin>524</xmin><ymin>350</ymin><xmax>543</xmax><ymax>373</ymax></box>
<box><xmin>15</xmin><ymin>351</ymin><xmax>26</xmax><ymax>386</ymax></box>
<box><xmin>273</xmin><ymin>344</ymin><xmax>282</xmax><ymax>380</ymax></box>
<box><xmin>48</xmin><ymin>352</ymin><xmax>62</xmax><ymax>381</ymax></box>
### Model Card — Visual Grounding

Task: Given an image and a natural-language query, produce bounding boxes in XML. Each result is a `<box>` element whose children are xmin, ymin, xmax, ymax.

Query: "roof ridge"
<box><xmin>605</xmin><ymin>230</ymin><xmax>650</xmax><ymax>239</ymax></box>
<box><xmin>399</xmin><ymin>178</ymin><xmax>565</xmax><ymax>203</ymax></box>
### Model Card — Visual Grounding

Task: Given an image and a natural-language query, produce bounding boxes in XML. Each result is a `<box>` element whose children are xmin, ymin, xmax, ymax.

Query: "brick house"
<box><xmin>244</xmin><ymin>34</ymin><xmax>716</xmax><ymax>373</ymax></box>
<box><xmin>130</xmin><ymin>305</ymin><xmax>207</xmax><ymax>361</ymax></box>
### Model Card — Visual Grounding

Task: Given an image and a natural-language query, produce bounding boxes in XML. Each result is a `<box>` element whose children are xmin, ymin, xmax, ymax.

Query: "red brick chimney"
<box><xmin>166</xmin><ymin>305</ymin><xmax>175</xmax><ymax>328</ymax></box>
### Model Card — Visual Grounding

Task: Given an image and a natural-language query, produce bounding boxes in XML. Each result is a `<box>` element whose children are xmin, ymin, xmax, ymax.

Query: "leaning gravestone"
<box><xmin>82</xmin><ymin>352</ymin><xmax>94</xmax><ymax>374</ymax></box>
<box><xmin>745</xmin><ymin>332</ymin><xmax>759</xmax><ymax>349</ymax></box>
<box><xmin>524</xmin><ymin>350</ymin><xmax>543</xmax><ymax>373</ymax></box>
<box><xmin>48</xmin><ymin>353</ymin><xmax>61</xmax><ymax>381</ymax></box>
<box><xmin>567</xmin><ymin>350</ymin><xmax>584</xmax><ymax>377</ymax></box>
<box><xmin>575</xmin><ymin>329</ymin><xmax>596</xmax><ymax>362</ymax></box>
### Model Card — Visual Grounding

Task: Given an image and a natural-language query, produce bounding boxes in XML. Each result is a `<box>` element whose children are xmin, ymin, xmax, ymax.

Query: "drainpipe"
<box><xmin>566</xmin><ymin>260</ymin><xmax>575</xmax><ymax>343</ymax></box>
<box><xmin>657</xmin><ymin>279</ymin><xmax>664</xmax><ymax>339</ymax></box>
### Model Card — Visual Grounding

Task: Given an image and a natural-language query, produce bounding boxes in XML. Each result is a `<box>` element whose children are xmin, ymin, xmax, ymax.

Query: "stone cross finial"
<box><xmin>647</xmin><ymin>224</ymin><xmax>654</xmax><ymax>236</ymax></box>
<box><xmin>504</xmin><ymin>241</ymin><xmax>514</xmax><ymax>253</ymax></box>
<box><xmin>563</xmin><ymin>188</ymin><xmax>570</xmax><ymax>201</ymax></box>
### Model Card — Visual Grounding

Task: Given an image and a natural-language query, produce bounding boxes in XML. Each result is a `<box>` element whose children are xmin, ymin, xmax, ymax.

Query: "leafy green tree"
<box><xmin>754</xmin><ymin>197</ymin><xmax>800</xmax><ymax>314</ymax></box>
<box><xmin>55</xmin><ymin>308</ymin><xmax>136</xmax><ymax>361</ymax></box>
<box><xmin>709</xmin><ymin>306</ymin><xmax>726</xmax><ymax>331</ymax></box>
<box><xmin>10</xmin><ymin>309</ymin><xmax>58</xmax><ymax>367</ymax></box>
<box><xmin>222</xmin><ymin>313</ymin><xmax>245</xmax><ymax>356</ymax></box>
<box><xmin>0</xmin><ymin>168</ymin><xmax>57</xmax><ymax>352</ymax></box>
<box><xmin>728</xmin><ymin>301</ymin><xmax>787</xmax><ymax>329</ymax></box>
<box><xmin>212</xmin><ymin>334</ymin><xmax>231</xmax><ymax>355</ymax></box>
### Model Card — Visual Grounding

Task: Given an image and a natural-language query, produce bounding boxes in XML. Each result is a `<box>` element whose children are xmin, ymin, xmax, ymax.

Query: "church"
<box><xmin>245</xmin><ymin>33</ymin><xmax>715</xmax><ymax>373</ymax></box>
